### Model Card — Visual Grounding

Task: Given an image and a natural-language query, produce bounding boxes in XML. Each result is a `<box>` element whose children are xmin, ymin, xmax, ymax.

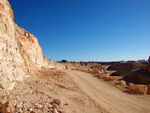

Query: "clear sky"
<box><xmin>9</xmin><ymin>0</ymin><xmax>150</xmax><ymax>62</ymax></box>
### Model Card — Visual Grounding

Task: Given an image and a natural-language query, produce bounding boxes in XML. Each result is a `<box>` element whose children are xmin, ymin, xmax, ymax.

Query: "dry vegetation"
<box><xmin>129</xmin><ymin>83</ymin><xmax>148</xmax><ymax>94</ymax></box>
<box><xmin>73</xmin><ymin>68</ymin><xmax>150</xmax><ymax>95</ymax></box>
<box><xmin>65</xmin><ymin>70</ymin><xmax>150</xmax><ymax>113</ymax></box>
<box><xmin>77</xmin><ymin>69</ymin><xmax>124</xmax><ymax>84</ymax></box>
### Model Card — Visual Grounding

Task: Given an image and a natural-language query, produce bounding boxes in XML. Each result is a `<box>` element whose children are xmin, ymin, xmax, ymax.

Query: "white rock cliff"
<box><xmin>0</xmin><ymin>0</ymin><xmax>49</xmax><ymax>90</ymax></box>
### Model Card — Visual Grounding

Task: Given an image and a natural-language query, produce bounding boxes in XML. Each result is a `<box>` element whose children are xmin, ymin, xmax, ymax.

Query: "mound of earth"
<box><xmin>110</xmin><ymin>70</ymin><xmax>132</xmax><ymax>76</ymax></box>
<box><xmin>126</xmin><ymin>57</ymin><xmax>150</xmax><ymax>85</ymax></box>
<box><xmin>107</xmin><ymin>62</ymin><xmax>143</xmax><ymax>71</ymax></box>
<box><xmin>140</xmin><ymin>65</ymin><xmax>150</xmax><ymax>74</ymax></box>
<box><xmin>127</xmin><ymin>72</ymin><xmax>150</xmax><ymax>85</ymax></box>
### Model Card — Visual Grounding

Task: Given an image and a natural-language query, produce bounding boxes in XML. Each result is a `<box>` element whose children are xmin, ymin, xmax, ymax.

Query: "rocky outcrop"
<box><xmin>0</xmin><ymin>0</ymin><xmax>25</xmax><ymax>90</ymax></box>
<box><xmin>0</xmin><ymin>0</ymin><xmax>49</xmax><ymax>90</ymax></box>
<box><xmin>15</xmin><ymin>25</ymin><xmax>48</xmax><ymax>74</ymax></box>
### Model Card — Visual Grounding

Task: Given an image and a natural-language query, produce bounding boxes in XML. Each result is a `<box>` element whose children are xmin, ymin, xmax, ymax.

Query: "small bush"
<box><xmin>61</xmin><ymin>60</ymin><xmax>68</xmax><ymax>62</ymax></box>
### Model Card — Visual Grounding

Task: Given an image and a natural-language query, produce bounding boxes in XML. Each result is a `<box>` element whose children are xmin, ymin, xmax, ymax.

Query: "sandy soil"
<box><xmin>64</xmin><ymin>70</ymin><xmax>150</xmax><ymax>113</ymax></box>
<box><xmin>1</xmin><ymin>69</ymin><xmax>150</xmax><ymax>113</ymax></box>
<box><xmin>0</xmin><ymin>69</ymin><xmax>101</xmax><ymax>113</ymax></box>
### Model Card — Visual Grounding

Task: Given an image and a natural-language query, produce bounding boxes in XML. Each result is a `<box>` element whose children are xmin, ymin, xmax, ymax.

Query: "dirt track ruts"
<box><xmin>64</xmin><ymin>70</ymin><xmax>150</xmax><ymax>113</ymax></box>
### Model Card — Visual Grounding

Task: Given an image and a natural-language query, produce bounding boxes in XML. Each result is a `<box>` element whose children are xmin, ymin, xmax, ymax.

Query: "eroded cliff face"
<box><xmin>0</xmin><ymin>0</ymin><xmax>25</xmax><ymax>90</ymax></box>
<box><xmin>0</xmin><ymin>0</ymin><xmax>48</xmax><ymax>90</ymax></box>
<box><xmin>15</xmin><ymin>25</ymin><xmax>49</xmax><ymax>74</ymax></box>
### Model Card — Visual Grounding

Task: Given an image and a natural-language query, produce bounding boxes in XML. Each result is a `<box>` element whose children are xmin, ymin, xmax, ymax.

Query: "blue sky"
<box><xmin>9</xmin><ymin>0</ymin><xmax>150</xmax><ymax>61</ymax></box>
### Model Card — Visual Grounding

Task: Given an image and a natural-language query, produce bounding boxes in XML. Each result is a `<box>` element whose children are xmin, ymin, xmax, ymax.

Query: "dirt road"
<box><xmin>65</xmin><ymin>70</ymin><xmax>150</xmax><ymax>113</ymax></box>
